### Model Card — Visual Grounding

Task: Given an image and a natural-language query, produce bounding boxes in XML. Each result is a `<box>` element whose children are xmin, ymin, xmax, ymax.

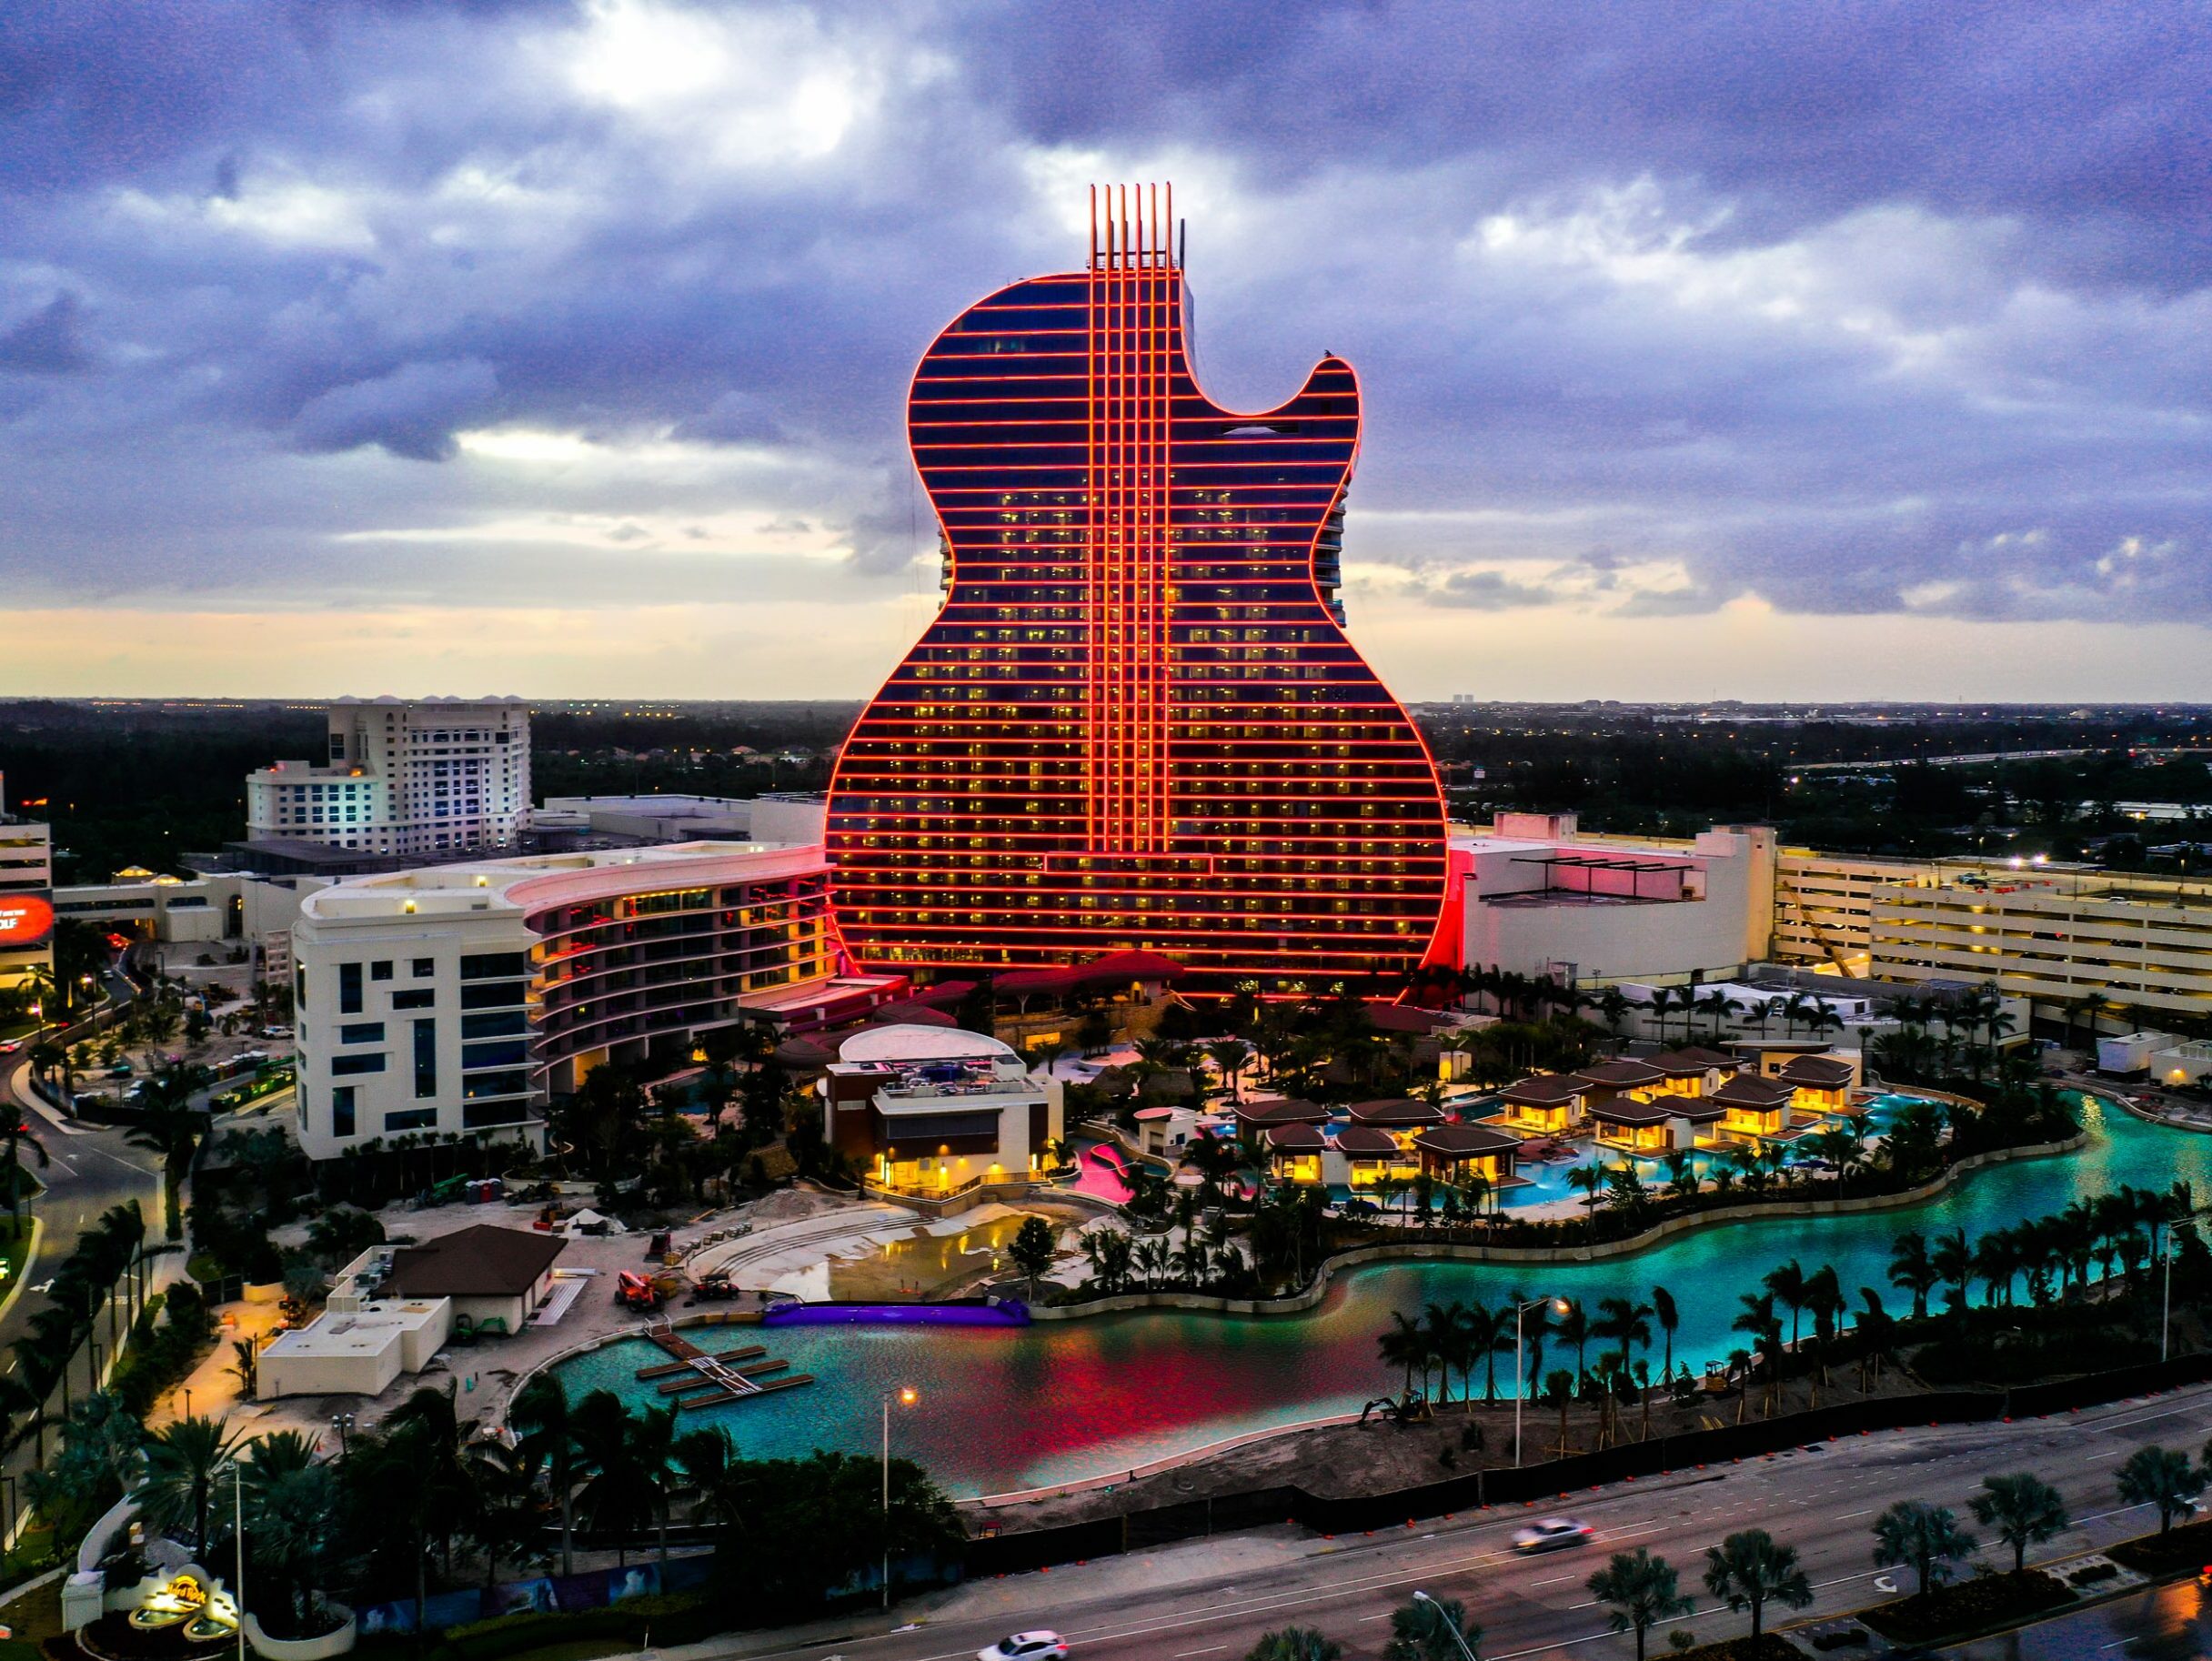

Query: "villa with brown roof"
<box><xmin>1414</xmin><ymin>1122</ymin><xmax>1523</xmax><ymax>1187</ymax></box>
<box><xmin>1493</xmin><ymin>1073</ymin><xmax>1586</xmax><ymax>1133</ymax></box>
<box><xmin>1588</xmin><ymin>1092</ymin><xmax>1729</xmax><ymax>1153</ymax></box>
<box><xmin>1705</xmin><ymin>1072</ymin><xmax>1801</xmax><ymax>1143</ymax></box>
<box><xmin>1777</xmin><ymin>1052</ymin><xmax>1861</xmax><ymax>1113</ymax></box>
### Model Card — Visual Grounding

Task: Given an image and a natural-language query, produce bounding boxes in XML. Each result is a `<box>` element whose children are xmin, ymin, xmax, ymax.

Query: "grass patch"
<box><xmin>2109</xmin><ymin>1516</ymin><xmax>2212</xmax><ymax>1575</ymax></box>
<box><xmin>1861</xmin><ymin>1569</ymin><xmax>2074</xmax><ymax>1643</ymax></box>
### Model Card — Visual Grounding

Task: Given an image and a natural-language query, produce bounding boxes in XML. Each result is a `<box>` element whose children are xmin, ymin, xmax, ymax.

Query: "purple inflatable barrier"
<box><xmin>761</xmin><ymin>1298</ymin><xmax>1031</xmax><ymax>1328</ymax></box>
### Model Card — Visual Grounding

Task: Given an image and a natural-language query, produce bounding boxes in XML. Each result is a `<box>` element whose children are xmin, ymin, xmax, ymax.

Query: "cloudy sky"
<box><xmin>4</xmin><ymin>1</ymin><xmax>2208</xmax><ymax>700</ymax></box>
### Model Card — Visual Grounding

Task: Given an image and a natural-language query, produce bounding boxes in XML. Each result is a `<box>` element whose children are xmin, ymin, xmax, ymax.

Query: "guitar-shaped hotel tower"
<box><xmin>826</xmin><ymin>186</ymin><xmax>1451</xmax><ymax>993</ymax></box>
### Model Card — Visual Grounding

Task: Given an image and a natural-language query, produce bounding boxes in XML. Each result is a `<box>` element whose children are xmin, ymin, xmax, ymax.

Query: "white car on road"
<box><xmin>1511</xmin><ymin>1516</ymin><xmax>1594</xmax><ymax>1553</ymax></box>
<box><xmin>978</xmin><ymin>1634</ymin><xmax>1068</xmax><ymax>1661</ymax></box>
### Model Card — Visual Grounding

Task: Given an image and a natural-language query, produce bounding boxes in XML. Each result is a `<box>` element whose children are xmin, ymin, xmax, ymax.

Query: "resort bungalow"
<box><xmin>1707</xmin><ymin>1072</ymin><xmax>1799</xmax><ymax>1143</ymax></box>
<box><xmin>1644</xmin><ymin>1047</ymin><xmax>1737</xmax><ymax>1096</ymax></box>
<box><xmin>1589</xmin><ymin>1093</ymin><xmax>1728</xmax><ymax>1153</ymax></box>
<box><xmin>1265</xmin><ymin>1121</ymin><xmax>1328</xmax><ymax>1185</ymax></box>
<box><xmin>1778</xmin><ymin>1052</ymin><xmax>1861</xmax><ymax>1115</ymax></box>
<box><xmin>1133</xmin><ymin>1104</ymin><xmax>1204</xmax><ymax>1159</ymax></box>
<box><xmin>1493</xmin><ymin>1073</ymin><xmax>1586</xmax><ymax>1133</ymax></box>
<box><xmin>1332</xmin><ymin>1124</ymin><xmax>1419</xmax><ymax>1191</ymax></box>
<box><xmin>1413</xmin><ymin>1122</ymin><xmax>1523</xmax><ymax>1189</ymax></box>
<box><xmin>1571</xmin><ymin>1059</ymin><xmax>1668</xmax><ymax>1112</ymax></box>
<box><xmin>1345</xmin><ymin>1098</ymin><xmax>1446</xmax><ymax>1153</ymax></box>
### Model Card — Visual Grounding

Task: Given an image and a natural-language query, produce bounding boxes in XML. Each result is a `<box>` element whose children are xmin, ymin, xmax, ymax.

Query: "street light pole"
<box><xmin>2164</xmin><ymin>1233</ymin><xmax>2176</xmax><ymax>1363</ymax></box>
<box><xmin>1411</xmin><ymin>1591</ymin><xmax>1479</xmax><ymax>1661</ymax></box>
<box><xmin>880</xmin><ymin>1387</ymin><xmax>916</xmax><ymax>1609</ymax></box>
<box><xmin>233</xmin><ymin>1464</ymin><xmax>246</xmax><ymax>1661</ymax></box>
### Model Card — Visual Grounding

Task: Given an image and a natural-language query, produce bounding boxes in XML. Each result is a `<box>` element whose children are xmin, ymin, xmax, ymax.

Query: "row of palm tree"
<box><xmin>1885</xmin><ymin>1181</ymin><xmax>2192</xmax><ymax>1318</ymax></box>
<box><xmin>1077</xmin><ymin>1217</ymin><xmax>1247</xmax><ymax>1295</ymax></box>
<box><xmin>3</xmin><ymin>1200</ymin><xmax>150</xmax><ymax>1459</ymax></box>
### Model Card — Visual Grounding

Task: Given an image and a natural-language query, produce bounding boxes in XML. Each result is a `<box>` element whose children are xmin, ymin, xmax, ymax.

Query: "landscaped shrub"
<box><xmin>1863</xmin><ymin>1569</ymin><xmax>2074</xmax><ymax>1642</ymax></box>
<box><xmin>431</xmin><ymin>1592</ymin><xmax>730</xmax><ymax>1661</ymax></box>
<box><xmin>1672</xmin><ymin>1636</ymin><xmax>1805</xmax><ymax>1661</ymax></box>
<box><xmin>2110</xmin><ymin>1516</ymin><xmax>2212</xmax><ymax>1575</ymax></box>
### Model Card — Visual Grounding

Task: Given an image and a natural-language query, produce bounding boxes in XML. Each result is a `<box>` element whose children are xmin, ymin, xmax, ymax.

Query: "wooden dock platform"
<box><xmin>636</xmin><ymin>1344</ymin><xmax>765</xmax><ymax>1381</ymax></box>
<box><xmin>638</xmin><ymin>1323</ymin><xmax>812</xmax><ymax>1409</ymax></box>
<box><xmin>657</xmin><ymin>1358</ymin><xmax>789</xmax><ymax>1394</ymax></box>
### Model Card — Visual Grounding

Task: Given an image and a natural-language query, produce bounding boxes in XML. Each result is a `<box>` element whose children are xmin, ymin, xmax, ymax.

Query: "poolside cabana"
<box><xmin>1413</xmin><ymin>1122</ymin><xmax>1523</xmax><ymax>1187</ymax></box>
<box><xmin>1265</xmin><ymin>1122</ymin><xmax>1328</xmax><ymax>1185</ymax></box>
<box><xmin>1493</xmin><ymin>1073</ymin><xmax>1586</xmax><ymax>1133</ymax></box>
<box><xmin>1706</xmin><ymin>1072</ymin><xmax>1799</xmax><ymax>1143</ymax></box>
<box><xmin>1571</xmin><ymin>1058</ymin><xmax>1667</xmax><ymax>1112</ymax></box>
<box><xmin>1234</xmin><ymin>1099</ymin><xmax>1330</xmax><ymax>1145</ymax></box>
<box><xmin>1589</xmin><ymin>1095</ymin><xmax>1679</xmax><ymax>1153</ymax></box>
<box><xmin>1345</xmin><ymin>1098</ymin><xmax>1446</xmax><ymax>1153</ymax></box>
<box><xmin>1778</xmin><ymin>1052</ymin><xmax>1860</xmax><ymax>1115</ymax></box>
<box><xmin>1331</xmin><ymin>1124</ymin><xmax>1417</xmax><ymax>1190</ymax></box>
<box><xmin>1644</xmin><ymin>1047</ymin><xmax>1736</xmax><ymax>1097</ymax></box>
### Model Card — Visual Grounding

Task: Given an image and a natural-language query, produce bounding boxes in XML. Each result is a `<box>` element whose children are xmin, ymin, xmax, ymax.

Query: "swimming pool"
<box><xmin>553</xmin><ymin>1094</ymin><xmax>2200</xmax><ymax>1498</ymax></box>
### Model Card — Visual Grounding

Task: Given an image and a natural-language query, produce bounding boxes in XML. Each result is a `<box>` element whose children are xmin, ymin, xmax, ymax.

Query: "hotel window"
<box><xmin>332</xmin><ymin>1086</ymin><xmax>357</xmax><ymax>1139</ymax></box>
<box><xmin>413</xmin><ymin>1019</ymin><xmax>437</xmax><ymax>1098</ymax></box>
<box><xmin>338</xmin><ymin>962</ymin><xmax>363</xmax><ymax>1015</ymax></box>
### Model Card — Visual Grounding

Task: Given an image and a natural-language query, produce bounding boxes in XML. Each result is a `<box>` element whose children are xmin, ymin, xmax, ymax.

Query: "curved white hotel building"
<box><xmin>291</xmin><ymin>841</ymin><xmax>905</xmax><ymax>1161</ymax></box>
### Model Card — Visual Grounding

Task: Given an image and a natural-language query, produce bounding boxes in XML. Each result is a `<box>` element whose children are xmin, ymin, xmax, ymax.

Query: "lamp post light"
<box><xmin>1514</xmin><ymin>1296</ymin><xmax>1569</xmax><ymax>1468</ymax></box>
<box><xmin>1411</xmin><ymin>1591</ymin><xmax>1479</xmax><ymax>1661</ymax></box>
<box><xmin>881</xmin><ymin>1386</ymin><xmax>917</xmax><ymax>1608</ymax></box>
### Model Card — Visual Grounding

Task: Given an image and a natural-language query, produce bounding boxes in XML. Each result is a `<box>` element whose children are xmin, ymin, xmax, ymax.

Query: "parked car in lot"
<box><xmin>978</xmin><ymin>1635</ymin><xmax>1067</xmax><ymax>1661</ymax></box>
<box><xmin>1512</xmin><ymin>1516</ymin><xmax>1594</xmax><ymax>1554</ymax></box>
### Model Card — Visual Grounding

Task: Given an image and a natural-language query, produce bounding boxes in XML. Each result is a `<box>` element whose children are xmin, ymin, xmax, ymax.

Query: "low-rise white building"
<box><xmin>1453</xmin><ymin>813</ymin><xmax>1775</xmax><ymax>988</ymax></box>
<box><xmin>822</xmin><ymin>1024</ymin><xmax>1062</xmax><ymax>1200</ymax></box>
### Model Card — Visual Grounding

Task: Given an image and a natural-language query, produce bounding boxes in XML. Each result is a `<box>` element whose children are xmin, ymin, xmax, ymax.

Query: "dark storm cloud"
<box><xmin>0</xmin><ymin>0</ymin><xmax>2206</xmax><ymax>635</ymax></box>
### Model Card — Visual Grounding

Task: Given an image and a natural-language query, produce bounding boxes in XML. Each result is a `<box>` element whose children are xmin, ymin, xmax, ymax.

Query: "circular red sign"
<box><xmin>0</xmin><ymin>894</ymin><xmax>55</xmax><ymax>949</ymax></box>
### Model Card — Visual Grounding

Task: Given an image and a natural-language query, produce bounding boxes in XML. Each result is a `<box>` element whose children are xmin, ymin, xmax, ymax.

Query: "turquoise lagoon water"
<box><xmin>553</xmin><ymin>1095</ymin><xmax>2207</xmax><ymax>1498</ymax></box>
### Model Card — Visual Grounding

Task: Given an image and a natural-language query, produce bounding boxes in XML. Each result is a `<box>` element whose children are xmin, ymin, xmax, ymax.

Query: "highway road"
<box><xmin>687</xmin><ymin>1383</ymin><xmax>2212</xmax><ymax>1661</ymax></box>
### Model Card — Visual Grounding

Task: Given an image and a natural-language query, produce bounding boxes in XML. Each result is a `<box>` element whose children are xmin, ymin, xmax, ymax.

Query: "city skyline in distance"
<box><xmin>3</xmin><ymin>4</ymin><xmax>2207</xmax><ymax>700</ymax></box>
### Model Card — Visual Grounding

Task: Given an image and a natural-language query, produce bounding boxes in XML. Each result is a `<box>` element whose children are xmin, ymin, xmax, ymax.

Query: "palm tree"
<box><xmin>1930</xmin><ymin>1226</ymin><xmax>1974</xmax><ymax>1319</ymax></box>
<box><xmin>1855</xmin><ymin>1289</ymin><xmax>1897</xmax><ymax>1391</ymax></box>
<box><xmin>1872</xmin><ymin>1499</ymin><xmax>1978</xmax><ymax>1593</ymax></box>
<box><xmin>1246</xmin><ymin>1629</ymin><xmax>1342</xmax><ymax>1661</ymax></box>
<box><xmin>2116</xmin><ymin>1445</ymin><xmax>2205</xmax><ymax>1535</ymax></box>
<box><xmin>1382</xmin><ymin>1594</ymin><xmax>1480</xmax><ymax>1661</ymax></box>
<box><xmin>1008</xmin><ymin>1214</ymin><xmax>1057</xmax><ymax>1300</ymax></box>
<box><xmin>511</xmin><ymin>1372</ymin><xmax>581</xmax><ymax>1575</ymax></box>
<box><xmin>1970</xmin><ymin>1474</ymin><xmax>2069</xmax><ymax>1573</ymax></box>
<box><xmin>570</xmin><ymin>1387</ymin><xmax>654</xmax><ymax>1568</ymax></box>
<box><xmin>1567</xmin><ymin>1163</ymin><xmax>1606</xmax><ymax>1238</ymax></box>
<box><xmin>0</xmin><ymin>1115</ymin><xmax>47</xmax><ymax>1240</ymax></box>
<box><xmin>1661</xmin><ymin>1151</ymin><xmax>1698</xmax><ymax>1205</ymax></box>
<box><xmin>1204</xmin><ymin>1038</ymin><xmax>1253</xmax><ymax>1102</ymax></box>
<box><xmin>1378</xmin><ymin>1311</ymin><xmax>1428</xmax><ymax>1400</ymax></box>
<box><xmin>1589</xmin><ymin>1548</ymin><xmax>1694</xmax><ymax>1661</ymax></box>
<box><xmin>627</xmin><ymin>1402</ymin><xmax>680</xmax><ymax>1568</ymax></box>
<box><xmin>1763</xmin><ymin>1260</ymin><xmax>1810</xmax><ymax>1351</ymax></box>
<box><xmin>1423</xmin><ymin>1302</ymin><xmax>1476</xmax><ymax>1406</ymax></box>
<box><xmin>1888</xmin><ymin>1232</ymin><xmax>1937</xmax><ymax>1320</ymax></box>
<box><xmin>126</xmin><ymin>1088</ymin><xmax>207</xmax><ymax>1241</ymax></box>
<box><xmin>1555</xmin><ymin>1298</ymin><xmax>1590</xmax><ymax>1387</ymax></box>
<box><xmin>140</xmin><ymin>1414</ymin><xmax>242</xmax><ymax>1558</ymax></box>
<box><xmin>1652</xmin><ymin>1286</ymin><xmax>1679</xmax><ymax>1385</ymax></box>
<box><xmin>1703</xmin><ymin>1529</ymin><xmax>1812</xmax><ymax>1639</ymax></box>
<box><xmin>240</xmin><ymin>1433</ymin><xmax>342</xmax><ymax>1636</ymax></box>
<box><xmin>1802</xmin><ymin>1265</ymin><xmax>1844</xmax><ymax>1398</ymax></box>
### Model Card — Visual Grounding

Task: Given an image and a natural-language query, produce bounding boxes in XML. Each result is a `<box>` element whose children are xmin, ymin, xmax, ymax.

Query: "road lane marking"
<box><xmin>1172</xmin><ymin>1648</ymin><xmax>1227</xmax><ymax>1656</ymax></box>
<box><xmin>1838</xmin><ymin>1509</ymin><xmax>1875</xmax><ymax>1518</ymax></box>
<box><xmin>1531</xmin><ymin>1573</ymin><xmax>1578</xmax><ymax>1586</ymax></box>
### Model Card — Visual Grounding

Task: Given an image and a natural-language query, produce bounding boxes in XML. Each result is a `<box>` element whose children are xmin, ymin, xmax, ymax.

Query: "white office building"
<box><xmin>246</xmin><ymin>697</ymin><xmax>531</xmax><ymax>858</ymax></box>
